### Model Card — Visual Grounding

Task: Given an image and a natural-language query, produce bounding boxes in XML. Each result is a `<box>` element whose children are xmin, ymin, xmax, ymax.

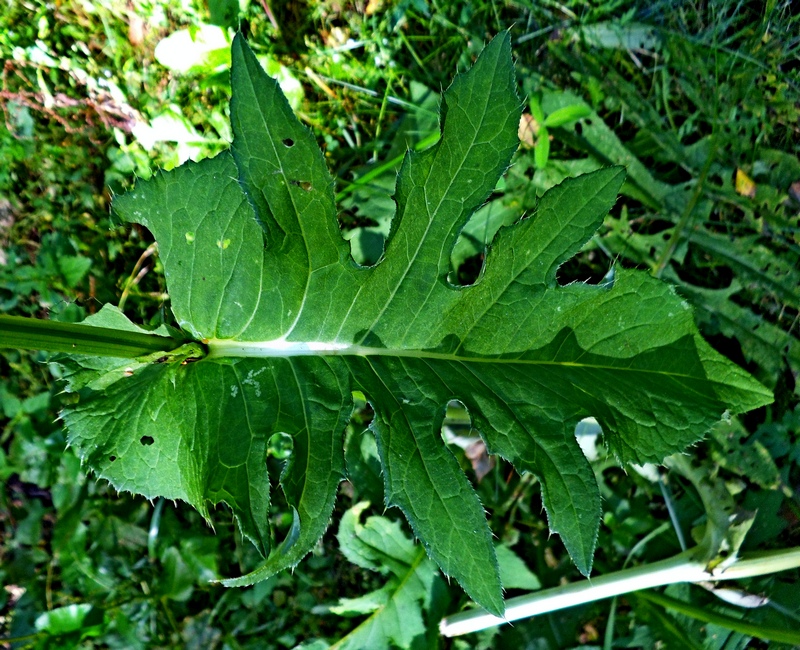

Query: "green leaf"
<box><xmin>154</xmin><ymin>24</ymin><xmax>231</xmax><ymax>76</ymax></box>
<box><xmin>543</xmin><ymin>104</ymin><xmax>592</xmax><ymax>128</ymax></box>
<box><xmin>679</xmin><ymin>280</ymin><xmax>800</xmax><ymax>385</ymax></box>
<box><xmin>330</xmin><ymin>502</ymin><xmax>440</xmax><ymax>650</ymax></box>
<box><xmin>159</xmin><ymin>546</ymin><xmax>196</xmax><ymax>602</ymax></box>
<box><xmin>710</xmin><ymin>416</ymin><xmax>782</xmax><ymax>492</ymax></box>
<box><xmin>56</xmin><ymin>254</ymin><xmax>92</xmax><ymax>288</ymax></box>
<box><xmin>35</xmin><ymin>603</ymin><xmax>106</xmax><ymax>637</ymax></box>
<box><xmin>0</xmin><ymin>309</ymin><xmax>179</xmax><ymax>358</ymax></box>
<box><xmin>535</xmin><ymin>124</ymin><xmax>550</xmax><ymax>169</ymax></box>
<box><xmin>495</xmin><ymin>544</ymin><xmax>541</xmax><ymax>591</ymax></box>
<box><xmin>61</xmin><ymin>32</ymin><xmax>771</xmax><ymax>616</ymax></box>
<box><xmin>570</xmin><ymin>22</ymin><xmax>661</xmax><ymax>51</ymax></box>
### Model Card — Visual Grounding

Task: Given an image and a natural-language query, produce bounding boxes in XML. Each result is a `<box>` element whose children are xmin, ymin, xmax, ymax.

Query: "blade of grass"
<box><xmin>634</xmin><ymin>590</ymin><xmax>800</xmax><ymax>645</ymax></box>
<box><xmin>334</xmin><ymin>131</ymin><xmax>440</xmax><ymax>202</ymax></box>
<box><xmin>636</xmin><ymin>596</ymin><xmax>706</xmax><ymax>650</ymax></box>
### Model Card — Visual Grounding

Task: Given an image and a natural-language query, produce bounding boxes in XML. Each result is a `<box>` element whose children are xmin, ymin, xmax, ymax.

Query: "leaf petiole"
<box><xmin>0</xmin><ymin>314</ymin><xmax>180</xmax><ymax>358</ymax></box>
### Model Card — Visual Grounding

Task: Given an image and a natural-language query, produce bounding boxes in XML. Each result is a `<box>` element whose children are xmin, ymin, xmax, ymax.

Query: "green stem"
<box><xmin>439</xmin><ymin>546</ymin><xmax>800</xmax><ymax>637</ymax></box>
<box><xmin>0</xmin><ymin>315</ymin><xmax>179</xmax><ymax>358</ymax></box>
<box><xmin>0</xmin><ymin>632</ymin><xmax>42</xmax><ymax>644</ymax></box>
<box><xmin>652</xmin><ymin>145</ymin><xmax>715</xmax><ymax>278</ymax></box>
<box><xmin>635</xmin><ymin>590</ymin><xmax>800</xmax><ymax>645</ymax></box>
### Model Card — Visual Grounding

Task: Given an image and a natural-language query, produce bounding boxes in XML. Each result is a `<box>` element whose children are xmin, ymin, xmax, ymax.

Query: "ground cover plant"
<box><xmin>2</xmin><ymin>1</ymin><xmax>799</xmax><ymax>648</ymax></box>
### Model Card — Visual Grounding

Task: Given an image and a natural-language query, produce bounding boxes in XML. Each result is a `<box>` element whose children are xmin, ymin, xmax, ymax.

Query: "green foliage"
<box><xmin>2</xmin><ymin>1</ymin><xmax>799</xmax><ymax>647</ymax></box>
<box><xmin>326</xmin><ymin>501</ymin><xmax>442</xmax><ymax>649</ymax></box>
<box><xmin>54</xmin><ymin>33</ymin><xmax>771</xmax><ymax>618</ymax></box>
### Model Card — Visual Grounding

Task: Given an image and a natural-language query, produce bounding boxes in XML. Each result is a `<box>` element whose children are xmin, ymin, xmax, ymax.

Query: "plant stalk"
<box><xmin>0</xmin><ymin>314</ymin><xmax>179</xmax><ymax>358</ymax></box>
<box><xmin>439</xmin><ymin>546</ymin><xmax>800</xmax><ymax>637</ymax></box>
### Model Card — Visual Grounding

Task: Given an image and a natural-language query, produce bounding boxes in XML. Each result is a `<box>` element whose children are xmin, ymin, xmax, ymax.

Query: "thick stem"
<box><xmin>439</xmin><ymin>546</ymin><xmax>800</xmax><ymax>637</ymax></box>
<box><xmin>0</xmin><ymin>315</ymin><xmax>179</xmax><ymax>358</ymax></box>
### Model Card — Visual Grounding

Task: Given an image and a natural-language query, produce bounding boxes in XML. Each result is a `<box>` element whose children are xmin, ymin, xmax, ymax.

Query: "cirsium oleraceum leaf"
<box><xmin>61</xmin><ymin>32</ymin><xmax>772</xmax><ymax>616</ymax></box>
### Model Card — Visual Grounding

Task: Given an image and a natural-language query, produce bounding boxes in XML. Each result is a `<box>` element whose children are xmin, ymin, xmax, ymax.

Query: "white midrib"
<box><xmin>204</xmin><ymin>338</ymin><xmax>701</xmax><ymax>378</ymax></box>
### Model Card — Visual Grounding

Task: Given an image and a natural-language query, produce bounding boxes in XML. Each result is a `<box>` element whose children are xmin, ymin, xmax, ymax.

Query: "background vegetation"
<box><xmin>1</xmin><ymin>0</ymin><xmax>798</xmax><ymax>647</ymax></box>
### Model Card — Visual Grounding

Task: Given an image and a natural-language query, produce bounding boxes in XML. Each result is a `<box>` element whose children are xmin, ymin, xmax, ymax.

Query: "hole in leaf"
<box><xmin>350</xmin><ymin>391</ymin><xmax>374</xmax><ymax>428</ymax></box>
<box><xmin>282</xmin><ymin>138</ymin><xmax>294</xmax><ymax>147</ymax></box>
<box><xmin>109</xmin><ymin>455</ymin><xmax>117</xmax><ymax>462</ymax></box>
<box><xmin>344</xmin><ymin>391</ymin><xmax>383</xmax><ymax>501</ymax></box>
<box><xmin>575</xmin><ymin>417</ymin><xmax>603</xmax><ymax>462</ymax></box>
<box><xmin>344</xmin><ymin>427</ymin><xmax>383</xmax><ymax>503</ymax></box>
<box><xmin>140</xmin><ymin>435</ymin><xmax>155</xmax><ymax>446</ymax></box>
<box><xmin>290</xmin><ymin>180</ymin><xmax>312</xmax><ymax>191</ymax></box>
<box><xmin>442</xmin><ymin>399</ymin><xmax>472</xmax><ymax>437</ymax></box>
<box><xmin>441</xmin><ymin>400</ymin><xmax>495</xmax><ymax>482</ymax></box>
<box><xmin>450</xmin><ymin>252</ymin><xmax>485</xmax><ymax>287</ymax></box>
<box><xmin>267</xmin><ymin>432</ymin><xmax>293</xmax><ymax>461</ymax></box>
<box><xmin>575</xmin><ymin>122</ymin><xmax>583</xmax><ymax>136</ymax></box>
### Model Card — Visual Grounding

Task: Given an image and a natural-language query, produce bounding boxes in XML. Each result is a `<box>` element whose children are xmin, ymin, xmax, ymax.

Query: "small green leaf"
<box><xmin>35</xmin><ymin>603</ymin><xmax>105</xmax><ymax>637</ymax></box>
<box><xmin>535</xmin><ymin>124</ymin><xmax>550</xmax><ymax>168</ymax></box>
<box><xmin>543</xmin><ymin>104</ymin><xmax>592</xmax><ymax>128</ymax></box>
<box><xmin>159</xmin><ymin>547</ymin><xmax>196</xmax><ymax>602</ymax></box>
<box><xmin>56</xmin><ymin>254</ymin><xmax>92</xmax><ymax>288</ymax></box>
<box><xmin>571</xmin><ymin>22</ymin><xmax>661</xmax><ymax>51</ymax></box>
<box><xmin>330</xmin><ymin>502</ymin><xmax>439</xmax><ymax>650</ymax></box>
<box><xmin>529</xmin><ymin>94</ymin><xmax>545</xmax><ymax>123</ymax></box>
<box><xmin>154</xmin><ymin>24</ymin><xmax>231</xmax><ymax>75</ymax></box>
<box><xmin>496</xmin><ymin>545</ymin><xmax>541</xmax><ymax>591</ymax></box>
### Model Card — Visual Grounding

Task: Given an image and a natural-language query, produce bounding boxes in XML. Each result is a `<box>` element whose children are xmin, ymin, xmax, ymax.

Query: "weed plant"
<box><xmin>1</xmin><ymin>1</ymin><xmax>798</xmax><ymax>647</ymax></box>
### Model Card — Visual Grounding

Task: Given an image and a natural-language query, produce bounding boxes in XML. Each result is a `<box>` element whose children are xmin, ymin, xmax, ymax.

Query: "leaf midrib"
<box><xmin>205</xmin><ymin>339</ymin><xmax>707</xmax><ymax>379</ymax></box>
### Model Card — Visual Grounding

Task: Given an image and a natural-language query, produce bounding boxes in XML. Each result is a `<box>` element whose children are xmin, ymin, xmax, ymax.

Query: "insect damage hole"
<box><xmin>140</xmin><ymin>435</ymin><xmax>155</xmax><ymax>446</ymax></box>
<box><xmin>290</xmin><ymin>180</ymin><xmax>312</xmax><ymax>191</ymax></box>
<box><xmin>343</xmin><ymin>391</ymin><xmax>379</xmax><ymax>496</ymax></box>
<box><xmin>282</xmin><ymin>138</ymin><xmax>294</xmax><ymax>147</ymax></box>
<box><xmin>267</xmin><ymin>432</ymin><xmax>293</xmax><ymax>461</ymax></box>
<box><xmin>441</xmin><ymin>399</ymin><xmax>495</xmax><ymax>483</ymax></box>
<box><xmin>575</xmin><ymin>417</ymin><xmax>603</xmax><ymax>462</ymax></box>
<box><xmin>266</xmin><ymin>432</ymin><xmax>294</xmax><ymax>484</ymax></box>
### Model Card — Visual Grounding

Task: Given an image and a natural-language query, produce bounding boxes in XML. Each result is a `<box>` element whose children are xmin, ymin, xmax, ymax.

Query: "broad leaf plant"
<box><xmin>45</xmin><ymin>33</ymin><xmax>771</xmax><ymax>615</ymax></box>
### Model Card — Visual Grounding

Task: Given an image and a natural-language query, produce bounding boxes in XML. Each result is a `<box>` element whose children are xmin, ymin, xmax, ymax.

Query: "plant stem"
<box><xmin>439</xmin><ymin>546</ymin><xmax>800</xmax><ymax>637</ymax></box>
<box><xmin>0</xmin><ymin>314</ymin><xmax>179</xmax><ymax>358</ymax></box>
<box><xmin>652</xmin><ymin>145</ymin><xmax>714</xmax><ymax>278</ymax></box>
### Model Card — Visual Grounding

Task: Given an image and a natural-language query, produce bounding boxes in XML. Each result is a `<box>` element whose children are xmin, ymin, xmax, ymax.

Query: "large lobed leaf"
<box><xmin>61</xmin><ymin>33</ymin><xmax>771</xmax><ymax>616</ymax></box>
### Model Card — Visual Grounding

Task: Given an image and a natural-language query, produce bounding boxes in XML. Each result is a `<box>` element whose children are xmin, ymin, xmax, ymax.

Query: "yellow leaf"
<box><xmin>735</xmin><ymin>168</ymin><xmax>756</xmax><ymax>198</ymax></box>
